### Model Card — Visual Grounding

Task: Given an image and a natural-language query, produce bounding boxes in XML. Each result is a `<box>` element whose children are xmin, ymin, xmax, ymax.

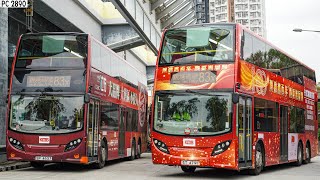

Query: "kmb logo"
<box><xmin>39</xmin><ymin>136</ymin><xmax>50</xmax><ymax>144</ymax></box>
<box><xmin>183</xmin><ymin>139</ymin><xmax>195</xmax><ymax>147</ymax></box>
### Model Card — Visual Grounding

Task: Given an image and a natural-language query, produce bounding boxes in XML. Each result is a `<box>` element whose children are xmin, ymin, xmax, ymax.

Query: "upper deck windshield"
<box><xmin>9</xmin><ymin>95</ymin><xmax>84</xmax><ymax>134</ymax></box>
<box><xmin>159</xmin><ymin>25</ymin><xmax>235</xmax><ymax>65</ymax></box>
<box><xmin>16</xmin><ymin>34</ymin><xmax>87</xmax><ymax>68</ymax></box>
<box><xmin>12</xmin><ymin>34</ymin><xmax>87</xmax><ymax>93</ymax></box>
<box><xmin>154</xmin><ymin>91</ymin><xmax>232</xmax><ymax>136</ymax></box>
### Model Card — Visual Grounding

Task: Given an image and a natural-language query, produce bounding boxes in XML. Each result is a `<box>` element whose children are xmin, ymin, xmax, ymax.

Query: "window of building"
<box><xmin>254</xmin><ymin>98</ymin><xmax>278</xmax><ymax>132</ymax></box>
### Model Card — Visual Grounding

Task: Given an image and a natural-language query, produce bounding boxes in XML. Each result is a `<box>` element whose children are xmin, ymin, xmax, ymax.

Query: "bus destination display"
<box><xmin>27</xmin><ymin>76</ymin><xmax>71</xmax><ymax>87</ymax></box>
<box><xmin>171</xmin><ymin>71</ymin><xmax>216</xmax><ymax>84</ymax></box>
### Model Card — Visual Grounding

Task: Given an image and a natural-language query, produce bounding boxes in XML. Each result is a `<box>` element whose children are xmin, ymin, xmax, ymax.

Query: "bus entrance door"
<box><xmin>238</xmin><ymin>96</ymin><xmax>252</xmax><ymax>168</ymax></box>
<box><xmin>87</xmin><ymin>100</ymin><xmax>99</xmax><ymax>161</ymax></box>
<box><xmin>280</xmin><ymin>105</ymin><xmax>288</xmax><ymax>162</ymax></box>
<box><xmin>118</xmin><ymin>107</ymin><xmax>127</xmax><ymax>157</ymax></box>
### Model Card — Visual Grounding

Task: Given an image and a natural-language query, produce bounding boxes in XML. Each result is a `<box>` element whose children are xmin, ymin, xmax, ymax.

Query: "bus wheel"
<box><xmin>303</xmin><ymin>144</ymin><xmax>311</xmax><ymax>164</ymax></box>
<box><xmin>181</xmin><ymin>166</ymin><xmax>196</xmax><ymax>173</ymax></box>
<box><xmin>249</xmin><ymin>143</ymin><xmax>263</xmax><ymax>175</ymax></box>
<box><xmin>130</xmin><ymin>140</ymin><xmax>136</xmax><ymax>161</ymax></box>
<box><xmin>136</xmin><ymin>142</ymin><xmax>141</xmax><ymax>159</ymax></box>
<box><xmin>295</xmin><ymin>143</ymin><xmax>303</xmax><ymax>166</ymax></box>
<box><xmin>94</xmin><ymin>141</ymin><xmax>106</xmax><ymax>169</ymax></box>
<box><xmin>30</xmin><ymin>162</ymin><xmax>45</xmax><ymax>169</ymax></box>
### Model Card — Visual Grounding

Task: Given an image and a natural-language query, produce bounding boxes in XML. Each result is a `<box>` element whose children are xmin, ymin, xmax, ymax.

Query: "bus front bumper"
<box><xmin>6</xmin><ymin>142</ymin><xmax>88</xmax><ymax>164</ymax></box>
<box><xmin>151</xmin><ymin>144</ymin><xmax>237</xmax><ymax>170</ymax></box>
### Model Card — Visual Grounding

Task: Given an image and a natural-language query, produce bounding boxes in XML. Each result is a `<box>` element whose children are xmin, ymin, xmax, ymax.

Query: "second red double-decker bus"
<box><xmin>151</xmin><ymin>23</ymin><xmax>318</xmax><ymax>175</ymax></box>
<box><xmin>7</xmin><ymin>32</ymin><xmax>148</xmax><ymax>168</ymax></box>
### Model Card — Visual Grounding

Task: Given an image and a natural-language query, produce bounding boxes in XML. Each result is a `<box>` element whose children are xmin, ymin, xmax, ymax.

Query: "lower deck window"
<box><xmin>254</xmin><ymin>98</ymin><xmax>278</xmax><ymax>132</ymax></box>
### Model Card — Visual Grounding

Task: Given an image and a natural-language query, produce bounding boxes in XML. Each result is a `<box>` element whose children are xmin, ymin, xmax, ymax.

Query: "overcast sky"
<box><xmin>265</xmin><ymin>0</ymin><xmax>320</xmax><ymax>83</ymax></box>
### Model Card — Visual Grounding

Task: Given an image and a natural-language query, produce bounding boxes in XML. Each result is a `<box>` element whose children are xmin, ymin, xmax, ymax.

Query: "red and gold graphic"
<box><xmin>238</xmin><ymin>60</ymin><xmax>305</xmax><ymax>106</ymax></box>
<box><xmin>239</xmin><ymin>61</ymin><xmax>269</xmax><ymax>95</ymax></box>
<box><xmin>154</xmin><ymin>64</ymin><xmax>235</xmax><ymax>91</ymax></box>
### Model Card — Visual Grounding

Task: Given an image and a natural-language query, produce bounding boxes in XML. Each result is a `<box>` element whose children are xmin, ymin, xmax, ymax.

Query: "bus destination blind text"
<box><xmin>26</xmin><ymin>76</ymin><xmax>71</xmax><ymax>87</ymax></box>
<box><xmin>171</xmin><ymin>71</ymin><xmax>216</xmax><ymax>84</ymax></box>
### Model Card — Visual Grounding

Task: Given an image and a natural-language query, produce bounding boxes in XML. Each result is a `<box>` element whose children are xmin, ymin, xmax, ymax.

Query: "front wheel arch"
<box><xmin>249</xmin><ymin>141</ymin><xmax>265</xmax><ymax>175</ymax></box>
<box><xmin>93</xmin><ymin>140</ymin><xmax>107</xmax><ymax>169</ymax></box>
<box><xmin>256</xmin><ymin>140</ymin><xmax>265</xmax><ymax>168</ymax></box>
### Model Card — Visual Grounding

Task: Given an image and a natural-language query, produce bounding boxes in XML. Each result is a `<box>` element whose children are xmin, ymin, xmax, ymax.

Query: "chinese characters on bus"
<box><xmin>269</xmin><ymin>79</ymin><xmax>304</xmax><ymax>102</ymax></box>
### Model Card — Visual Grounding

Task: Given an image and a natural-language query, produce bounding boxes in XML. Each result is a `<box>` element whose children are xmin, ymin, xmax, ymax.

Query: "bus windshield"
<box><xmin>154</xmin><ymin>91</ymin><xmax>232</xmax><ymax>136</ymax></box>
<box><xmin>9</xmin><ymin>95</ymin><xmax>84</xmax><ymax>134</ymax></box>
<box><xmin>159</xmin><ymin>25</ymin><xmax>235</xmax><ymax>65</ymax></box>
<box><xmin>16</xmin><ymin>34</ymin><xmax>87</xmax><ymax>68</ymax></box>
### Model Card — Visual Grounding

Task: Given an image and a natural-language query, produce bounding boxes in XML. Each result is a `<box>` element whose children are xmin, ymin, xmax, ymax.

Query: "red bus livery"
<box><xmin>151</xmin><ymin>23</ymin><xmax>318</xmax><ymax>175</ymax></box>
<box><xmin>7</xmin><ymin>33</ymin><xmax>148</xmax><ymax>169</ymax></box>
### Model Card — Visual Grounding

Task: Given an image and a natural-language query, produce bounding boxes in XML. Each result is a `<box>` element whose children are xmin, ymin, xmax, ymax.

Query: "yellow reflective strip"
<box><xmin>162</xmin><ymin>49</ymin><xmax>232</xmax><ymax>56</ymax></box>
<box><xmin>18</xmin><ymin>56</ymin><xmax>83</xmax><ymax>60</ymax></box>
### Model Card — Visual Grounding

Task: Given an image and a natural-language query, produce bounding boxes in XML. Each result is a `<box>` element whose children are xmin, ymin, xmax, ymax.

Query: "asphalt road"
<box><xmin>1</xmin><ymin>153</ymin><xmax>320</xmax><ymax>180</ymax></box>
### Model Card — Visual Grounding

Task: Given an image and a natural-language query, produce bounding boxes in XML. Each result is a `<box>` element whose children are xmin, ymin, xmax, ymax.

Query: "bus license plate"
<box><xmin>181</xmin><ymin>160</ymin><xmax>200</xmax><ymax>166</ymax></box>
<box><xmin>35</xmin><ymin>156</ymin><xmax>52</xmax><ymax>161</ymax></box>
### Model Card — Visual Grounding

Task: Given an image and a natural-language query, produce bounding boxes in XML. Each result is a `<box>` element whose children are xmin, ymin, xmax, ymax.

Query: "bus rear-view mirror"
<box><xmin>232</xmin><ymin>93</ymin><xmax>239</xmax><ymax>104</ymax></box>
<box><xmin>84</xmin><ymin>93</ymin><xmax>90</xmax><ymax>104</ymax></box>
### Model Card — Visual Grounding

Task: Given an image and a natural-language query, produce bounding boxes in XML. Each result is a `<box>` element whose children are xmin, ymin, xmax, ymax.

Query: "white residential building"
<box><xmin>209</xmin><ymin>0</ymin><xmax>266</xmax><ymax>37</ymax></box>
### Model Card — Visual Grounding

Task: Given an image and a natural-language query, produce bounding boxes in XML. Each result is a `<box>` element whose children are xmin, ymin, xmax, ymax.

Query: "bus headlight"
<box><xmin>65</xmin><ymin>138</ymin><xmax>82</xmax><ymax>152</ymax></box>
<box><xmin>211</xmin><ymin>140</ymin><xmax>231</xmax><ymax>156</ymax></box>
<box><xmin>8</xmin><ymin>137</ymin><xmax>24</xmax><ymax>151</ymax></box>
<box><xmin>153</xmin><ymin>139</ymin><xmax>169</xmax><ymax>154</ymax></box>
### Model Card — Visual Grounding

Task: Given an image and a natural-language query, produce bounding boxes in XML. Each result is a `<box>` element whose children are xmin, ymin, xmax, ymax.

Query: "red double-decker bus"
<box><xmin>151</xmin><ymin>23</ymin><xmax>318</xmax><ymax>175</ymax></box>
<box><xmin>7</xmin><ymin>32</ymin><xmax>148</xmax><ymax>169</ymax></box>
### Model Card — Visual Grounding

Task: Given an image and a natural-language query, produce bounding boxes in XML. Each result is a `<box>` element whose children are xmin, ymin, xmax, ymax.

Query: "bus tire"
<box><xmin>303</xmin><ymin>143</ymin><xmax>311</xmax><ymax>164</ymax></box>
<box><xmin>295</xmin><ymin>142</ymin><xmax>303</xmax><ymax>166</ymax></box>
<box><xmin>181</xmin><ymin>166</ymin><xmax>196</xmax><ymax>173</ymax></box>
<box><xmin>130</xmin><ymin>140</ymin><xmax>136</xmax><ymax>161</ymax></box>
<box><xmin>136</xmin><ymin>141</ymin><xmax>141</xmax><ymax>159</ymax></box>
<box><xmin>30</xmin><ymin>162</ymin><xmax>45</xmax><ymax>169</ymax></box>
<box><xmin>249</xmin><ymin>143</ymin><xmax>264</xmax><ymax>175</ymax></box>
<box><xmin>94</xmin><ymin>141</ymin><xmax>107</xmax><ymax>169</ymax></box>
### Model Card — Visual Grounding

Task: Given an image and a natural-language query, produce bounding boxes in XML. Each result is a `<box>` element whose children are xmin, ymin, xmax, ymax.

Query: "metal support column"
<box><xmin>0</xmin><ymin>8</ymin><xmax>8</xmax><ymax>162</ymax></box>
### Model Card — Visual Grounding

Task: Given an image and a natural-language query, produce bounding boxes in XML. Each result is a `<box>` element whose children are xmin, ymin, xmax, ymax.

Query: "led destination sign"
<box><xmin>171</xmin><ymin>71</ymin><xmax>216</xmax><ymax>84</ymax></box>
<box><xmin>27</xmin><ymin>76</ymin><xmax>71</xmax><ymax>87</ymax></box>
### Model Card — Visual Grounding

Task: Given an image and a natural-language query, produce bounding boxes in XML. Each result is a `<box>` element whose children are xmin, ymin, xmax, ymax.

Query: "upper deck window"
<box><xmin>159</xmin><ymin>25</ymin><xmax>235</xmax><ymax>65</ymax></box>
<box><xmin>242</xmin><ymin>31</ymin><xmax>316</xmax><ymax>83</ymax></box>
